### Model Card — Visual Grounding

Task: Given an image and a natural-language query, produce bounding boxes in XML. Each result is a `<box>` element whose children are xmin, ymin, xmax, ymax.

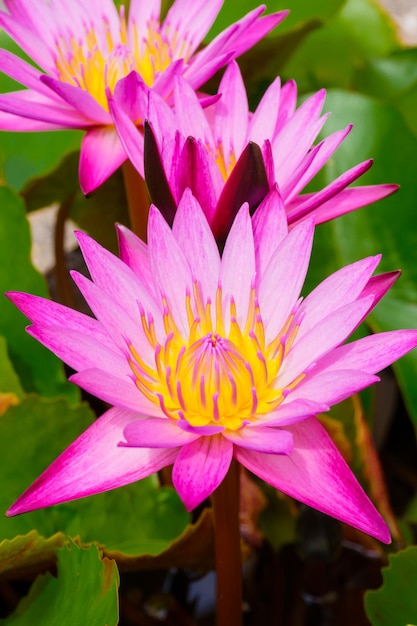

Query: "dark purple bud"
<box><xmin>144</xmin><ymin>120</ymin><xmax>177</xmax><ymax>226</ymax></box>
<box><xmin>211</xmin><ymin>142</ymin><xmax>270</xmax><ymax>247</ymax></box>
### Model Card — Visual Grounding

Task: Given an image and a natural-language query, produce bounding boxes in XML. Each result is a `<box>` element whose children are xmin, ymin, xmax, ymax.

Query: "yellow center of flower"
<box><xmin>54</xmin><ymin>7</ymin><xmax>193</xmax><ymax>111</ymax></box>
<box><xmin>129</xmin><ymin>282</ymin><xmax>304</xmax><ymax>431</ymax></box>
<box><xmin>215</xmin><ymin>142</ymin><xmax>237</xmax><ymax>181</ymax></box>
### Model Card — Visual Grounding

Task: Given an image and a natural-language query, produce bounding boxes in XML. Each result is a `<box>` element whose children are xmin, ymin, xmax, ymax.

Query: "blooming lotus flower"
<box><xmin>0</xmin><ymin>1</ymin><xmax>286</xmax><ymax>193</ymax></box>
<box><xmin>110</xmin><ymin>62</ymin><xmax>397</xmax><ymax>241</ymax></box>
<box><xmin>7</xmin><ymin>189</ymin><xmax>417</xmax><ymax>543</ymax></box>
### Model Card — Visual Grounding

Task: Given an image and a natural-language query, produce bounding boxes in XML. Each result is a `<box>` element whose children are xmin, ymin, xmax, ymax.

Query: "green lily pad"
<box><xmin>0</xmin><ymin>186</ymin><xmax>78</xmax><ymax>399</ymax></box>
<box><xmin>284</xmin><ymin>0</ymin><xmax>398</xmax><ymax>93</ymax></box>
<box><xmin>365</xmin><ymin>546</ymin><xmax>417</xmax><ymax>625</ymax></box>
<box><xmin>0</xmin><ymin>395</ymin><xmax>189</xmax><ymax>564</ymax></box>
<box><xmin>0</xmin><ymin>336</ymin><xmax>24</xmax><ymax>399</ymax></box>
<box><xmin>0</xmin><ymin>542</ymin><xmax>119</xmax><ymax>626</ymax></box>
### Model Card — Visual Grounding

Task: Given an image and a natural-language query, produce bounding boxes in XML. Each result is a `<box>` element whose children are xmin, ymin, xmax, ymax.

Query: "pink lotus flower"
<box><xmin>0</xmin><ymin>1</ymin><xmax>286</xmax><ymax>193</ymax></box>
<box><xmin>7</xmin><ymin>189</ymin><xmax>417</xmax><ymax>542</ymax></box>
<box><xmin>110</xmin><ymin>62</ymin><xmax>397</xmax><ymax>241</ymax></box>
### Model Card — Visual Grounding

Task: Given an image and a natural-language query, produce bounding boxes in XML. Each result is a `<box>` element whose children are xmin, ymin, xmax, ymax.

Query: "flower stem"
<box><xmin>122</xmin><ymin>160</ymin><xmax>150</xmax><ymax>241</ymax></box>
<box><xmin>212</xmin><ymin>459</ymin><xmax>242</xmax><ymax>626</ymax></box>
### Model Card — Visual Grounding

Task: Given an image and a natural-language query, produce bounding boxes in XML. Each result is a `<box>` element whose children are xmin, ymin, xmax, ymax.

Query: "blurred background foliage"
<box><xmin>0</xmin><ymin>0</ymin><xmax>417</xmax><ymax>624</ymax></box>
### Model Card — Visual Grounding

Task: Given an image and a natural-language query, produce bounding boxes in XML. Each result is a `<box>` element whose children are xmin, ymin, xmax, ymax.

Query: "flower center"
<box><xmin>128</xmin><ymin>282</ymin><xmax>304</xmax><ymax>431</ymax></box>
<box><xmin>53</xmin><ymin>7</ymin><xmax>193</xmax><ymax>111</ymax></box>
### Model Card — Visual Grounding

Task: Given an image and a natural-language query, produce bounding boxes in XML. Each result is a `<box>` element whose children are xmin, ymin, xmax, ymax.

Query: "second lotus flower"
<box><xmin>110</xmin><ymin>62</ymin><xmax>397</xmax><ymax>242</ymax></box>
<box><xmin>7</xmin><ymin>189</ymin><xmax>417</xmax><ymax>543</ymax></box>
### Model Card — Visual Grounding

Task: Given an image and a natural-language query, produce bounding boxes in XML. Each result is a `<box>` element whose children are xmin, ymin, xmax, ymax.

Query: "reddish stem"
<box><xmin>212</xmin><ymin>459</ymin><xmax>243</xmax><ymax>626</ymax></box>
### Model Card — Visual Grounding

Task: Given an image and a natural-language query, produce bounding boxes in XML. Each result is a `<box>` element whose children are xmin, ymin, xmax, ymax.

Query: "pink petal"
<box><xmin>258</xmin><ymin>218</ymin><xmax>314</xmax><ymax>341</ymax></box>
<box><xmin>235</xmin><ymin>417</ymin><xmax>390</xmax><ymax>543</ymax></box>
<box><xmin>259</xmin><ymin>399</ymin><xmax>330</xmax><ymax>426</ymax></box>
<box><xmin>7</xmin><ymin>407</ymin><xmax>178</xmax><ymax>515</ymax></box>
<box><xmin>162</xmin><ymin>0</ymin><xmax>223</xmax><ymax>58</ymax></box>
<box><xmin>70</xmin><ymin>270</ymin><xmax>154</xmax><ymax>363</ymax></box>
<box><xmin>252</xmin><ymin>185</ymin><xmax>288</xmax><ymax>278</ymax></box>
<box><xmin>313</xmin><ymin>330</ymin><xmax>417</xmax><ymax>377</ymax></box>
<box><xmin>128</xmin><ymin>0</ymin><xmax>162</xmax><ymax>48</ymax></box>
<box><xmin>172</xmin><ymin>190</ymin><xmax>221</xmax><ymax>301</ymax></box>
<box><xmin>152</xmin><ymin>58</ymin><xmax>184</xmax><ymax>99</ymax></box>
<box><xmin>6</xmin><ymin>292</ymin><xmax>115</xmax><ymax>350</ymax></box>
<box><xmin>40</xmin><ymin>75</ymin><xmax>110</xmax><ymax>124</ymax></box>
<box><xmin>288</xmin><ymin>369</ymin><xmax>379</xmax><ymax>407</ymax></box>
<box><xmin>0</xmin><ymin>110</ymin><xmax>64</xmax><ymax>131</ymax></box>
<box><xmin>69</xmin><ymin>369</ymin><xmax>161</xmax><ymax>416</ymax></box>
<box><xmin>116</xmin><ymin>224</ymin><xmax>154</xmax><ymax>293</ymax></box>
<box><xmin>0</xmin><ymin>89</ymin><xmax>90</xmax><ymax>127</ymax></box>
<box><xmin>147</xmin><ymin>206</ymin><xmax>193</xmax><ymax>337</ymax></box>
<box><xmin>75</xmin><ymin>231</ymin><xmax>161</xmax><ymax>333</ymax></box>
<box><xmin>183</xmin><ymin>50</ymin><xmax>234</xmax><ymax>93</ymax></box>
<box><xmin>0</xmin><ymin>49</ymin><xmax>61</xmax><ymax>98</ymax></box>
<box><xmin>220</xmin><ymin>203</ymin><xmax>255</xmax><ymax>329</ymax></box>
<box><xmin>272</xmin><ymin>90</ymin><xmax>327</xmax><ymax>185</ymax></box>
<box><xmin>283</xmin><ymin>125</ymin><xmax>353</xmax><ymax>202</ymax></box>
<box><xmin>188</xmin><ymin>8</ymin><xmax>287</xmax><ymax>87</ymax></box>
<box><xmin>108</xmin><ymin>93</ymin><xmax>144</xmax><ymax>176</ymax></box>
<box><xmin>172</xmin><ymin>435</ymin><xmax>233</xmax><ymax>511</ymax></box>
<box><xmin>224</xmin><ymin>426</ymin><xmax>293</xmax><ymax>454</ymax></box>
<box><xmin>215</xmin><ymin>61</ymin><xmax>249</xmax><ymax>158</ymax></box>
<box><xmin>278</xmin><ymin>296</ymin><xmax>375</xmax><ymax>389</ymax></box>
<box><xmin>299</xmin><ymin>184</ymin><xmax>399</xmax><ymax>225</ymax></box>
<box><xmin>173</xmin><ymin>76</ymin><xmax>214</xmax><ymax>145</ymax></box>
<box><xmin>79</xmin><ymin>127</ymin><xmax>128</xmax><ymax>194</ymax></box>
<box><xmin>0</xmin><ymin>10</ymin><xmax>54</xmax><ymax>71</ymax></box>
<box><xmin>287</xmin><ymin>160</ymin><xmax>374</xmax><ymax>222</ymax></box>
<box><xmin>27</xmin><ymin>324</ymin><xmax>130</xmax><ymax>378</ymax></box>
<box><xmin>249</xmin><ymin>75</ymin><xmax>282</xmax><ymax>145</ymax></box>
<box><xmin>275</xmin><ymin>79</ymin><xmax>297</xmax><ymax>132</ymax></box>
<box><xmin>122</xmin><ymin>417</ymin><xmax>200</xmax><ymax>448</ymax></box>
<box><xmin>110</xmin><ymin>70</ymin><xmax>148</xmax><ymax>122</ymax></box>
<box><xmin>360</xmin><ymin>271</ymin><xmax>400</xmax><ymax>306</ymax></box>
<box><xmin>296</xmin><ymin>255</ymin><xmax>381</xmax><ymax>341</ymax></box>
<box><xmin>222</xmin><ymin>10</ymin><xmax>289</xmax><ymax>59</ymax></box>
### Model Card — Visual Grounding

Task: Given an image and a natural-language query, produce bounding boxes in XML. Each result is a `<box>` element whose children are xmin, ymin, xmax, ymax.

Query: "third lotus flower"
<box><xmin>0</xmin><ymin>0</ymin><xmax>286</xmax><ymax>192</ymax></box>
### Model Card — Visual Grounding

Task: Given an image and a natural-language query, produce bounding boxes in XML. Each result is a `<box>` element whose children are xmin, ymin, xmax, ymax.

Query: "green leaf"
<box><xmin>355</xmin><ymin>50</ymin><xmax>417</xmax><ymax>103</ymax></box>
<box><xmin>0</xmin><ymin>186</ymin><xmax>78</xmax><ymax>399</ymax></box>
<box><xmin>0</xmin><ymin>531</ymin><xmax>66</xmax><ymax>581</ymax></box>
<box><xmin>0</xmin><ymin>336</ymin><xmax>24</xmax><ymax>399</ymax></box>
<box><xmin>365</xmin><ymin>546</ymin><xmax>417</xmax><ymax>625</ymax></box>
<box><xmin>1</xmin><ymin>542</ymin><xmax>119</xmax><ymax>626</ymax></box>
<box><xmin>284</xmin><ymin>0</ymin><xmax>399</xmax><ymax>93</ymax></box>
<box><xmin>0</xmin><ymin>130</ymin><xmax>83</xmax><ymax>192</ymax></box>
<box><xmin>304</xmin><ymin>90</ymin><xmax>417</xmax><ymax>424</ymax></box>
<box><xmin>0</xmin><ymin>395</ymin><xmax>189</xmax><ymax>562</ymax></box>
<box><xmin>207</xmin><ymin>0</ymin><xmax>346</xmax><ymax>39</ymax></box>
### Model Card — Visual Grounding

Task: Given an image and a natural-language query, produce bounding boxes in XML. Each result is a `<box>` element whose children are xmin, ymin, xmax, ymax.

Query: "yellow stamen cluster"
<box><xmin>54</xmin><ymin>9</ymin><xmax>193</xmax><ymax>111</ymax></box>
<box><xmin>129</xmin><ymin>282</ymin><xmax>303</xmax><ymax>431</ymax></box>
